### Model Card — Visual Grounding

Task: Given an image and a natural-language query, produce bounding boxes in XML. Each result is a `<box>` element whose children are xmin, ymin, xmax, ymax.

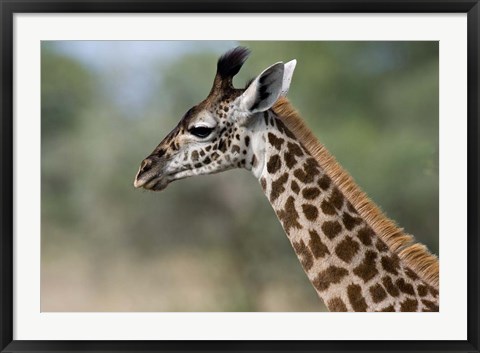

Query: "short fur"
<box><xmin>272</xmin><ymin>97</ymin><xmax>439</xmax><ymax>288</ymax></box>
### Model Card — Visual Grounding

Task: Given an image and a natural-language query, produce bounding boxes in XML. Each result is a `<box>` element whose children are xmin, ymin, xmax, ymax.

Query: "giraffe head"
<box><xmin>134</xmin><ymin>47</ymin><xmax>296</xmax><ymax>191</ymax></box>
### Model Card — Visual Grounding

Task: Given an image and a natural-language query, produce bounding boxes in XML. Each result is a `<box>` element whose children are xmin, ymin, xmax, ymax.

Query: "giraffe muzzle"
<box><xmin>133</xmin><ymin>156</ymin><xmax>169</xmax><ymax>191</ymax></box>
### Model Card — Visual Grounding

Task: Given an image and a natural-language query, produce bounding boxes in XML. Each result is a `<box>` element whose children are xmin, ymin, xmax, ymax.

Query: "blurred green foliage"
<box><xmin>41</xmin><ymin>41</ymin><xmax>438</xmax><ymax>312</ymax></box>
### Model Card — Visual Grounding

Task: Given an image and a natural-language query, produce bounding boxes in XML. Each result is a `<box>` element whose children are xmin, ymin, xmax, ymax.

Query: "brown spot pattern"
<box><xmin>293</xmin><ymin>168</ymin><xmax>313</xmax><ymax>184</ymax></box>
<box><xmin>275</xmin><ymin>119</ymin><xmax>296</xmax><ymax>138</ymax></box>
<box><xmin>267</xmin><ymin>133</ymin><xmax>284</xmax><ymax>150</ymax></box>
<box><xmin>369</xmin><ymin>283</ymin><xmax>387</xmax><ymax>303</ymax></box>
<box><xmin>320</xmin><ymin>200</ymin><xmax>336</xmax><ymax>215</ymax></box>
<box><xmin>417</xmin><ymin>284</ymin><xmax>428</xmax><ymax>297</ymax></box>
<box><xmin>218</xmin><ymin>139</ymin><xmax>227</xmax><ymax>153</ymax></box>
<box><xmin>308</xmin><ymin>230</ymin><xmax>330</xmax><ymax>259</ymax></box>
<box><xmin>291</xmin><ymin>180</ymin><xmax>300</xmax><ymax>194</ymax></box>
<box><xmin>260</xmin><ymin>177</ymin><xmax>266</xmax><ymax>191</ymax></box>
<box><xmin>270</xmin><ymin>173</ymin><xmax>289</xmax><ymax>202</ymax></box>
<box><xmin>302</xmin><ymin>204</ymin><xmax>318</xmax><ymax>221</ymax></box>
<box><xmin>284</xmin><ymin>142</ymin><xmax>304</xmax><ymax>169</ymax></box>
<box><xmin>395</xmin><ymin>278</ymin><xmax>415</xmax><ymax>295</ymax></box>
<box><xmin>382</xmin><ymin>276</ymin><xmax>400</xmax><ymax>297</ymax></box>
<box><xmin>353</xmin><ymin>250</ymin><xmax>378</xmax><ymax>282</ymax></box>
<box><xmin>304</xmin><ymin>158</ymin><xmax>320</xmax><ymax>175</ymax></box>
<box><xmin>375</xmin><ymin>239</ymin><xmax>389</xmax><ymax>252</ymax></box>
<box><xmin>400</xmin><ymin>298</ymin><xmax>418</xmax><ymax>312</ymax></box>
<box><xmin>191</xmin><ymin>150</ymin><xmax>199</xmax><ymax>161</ymax></box>
<box><xmin>405</xmin><ymin>268</ymin><xmax>419</xmax><ymax>281</ymax></box>
<box><xmin>302</xmin><ymin>187</ymin><xmax>320</xmax><ymax>200</ymax></box>
<box><xmin>347</xmin><ymin>201</ymin><xmax>357</xmax><ymax>214</ymax></box>
<box><xmin>421</xmin><ymin>299</ymin><xmax>439</xmax><ymax>312</ymax></box>
<box><xmin>284</xmin><ymin>151</ymin><xmax>297</xmax><ymax>169</ymax></box>
<box><xmin>321</xmin><ymin>221</ymin><xmax>342</xmax><ymax>239</ymax></box>
<box><xmin>357</xmin><ymin>226</ymin><xmax>374</xmax><ymax>246</ymax></box>
<box><xmin>327</xmin><ymin>297</ymin><xmax>348</xmax><ymax>312</ymax></box>
<box><xmin>292</xmin><ymin>240</ymin><xmax>314</xmax><ymax>271</ymax></box>
<box><xmin>347</xmin><ymin>284</ymin><xmax>368</xmax><ymax>312</ymax></box>
<box><xmin>335</xmin><ymin>236</ymin><xmax>360</xmax><ymax>263</ymax></box>
<box><xmin>267</xmin><ymin>155</ymin><xmax>281</xmax><ymax>174</ymax></box>
<box><xmin>342</xmin><ymin>212</ymin><xmax>362</xmax><ymax>231</ymax></box>
<box><xmin>381</xmin><ymin>255</ymin><xmax>400</xmax><ymax>275</ymax></box>
<box><xmin>329</xmin><ymin>187</ymin><xmax>344</xmax><ymax>209</ymax></box>
<box><xmin>293</xmin><ymin>159</ymin><xmax>319</xmax><ymax>184</ymax></box>
<box><xmin>277</xmin><ymin>196</ymin><xmax>302</xmax><ymax>234</ymax></box>
<box><xmin>318</xmin><ymin>175</ymin><xmax>331</xmax><ymax>190</ymax></box>
<box><xmin>287</xmin><ymin>142</ymin><xmax>304</xmax><ymax>157</ymax></box>
<box><xmin>312</xmin><ymin>266</ymin><xmax>349</xmax><ymax>292</ymax></box>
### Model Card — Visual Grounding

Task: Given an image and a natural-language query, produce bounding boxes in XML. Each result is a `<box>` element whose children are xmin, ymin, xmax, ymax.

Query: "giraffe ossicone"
<box><xmin>134</xmin><ymin>47</ymin><xmax>439</xmax><ymax>312</ymax></box>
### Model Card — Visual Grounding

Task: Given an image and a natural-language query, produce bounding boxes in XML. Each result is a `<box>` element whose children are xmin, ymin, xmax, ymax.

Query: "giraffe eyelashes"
<box><xmin>189</xmin><ymin>126</ymin><xmax>215</xmax><ymax>138</ymax></box>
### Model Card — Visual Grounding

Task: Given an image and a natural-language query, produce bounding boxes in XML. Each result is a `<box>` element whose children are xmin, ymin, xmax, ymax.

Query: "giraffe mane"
<box><xmin>272</xmin><ymin>97</ymin><xmax>439</xmax><ymax>288</ymax></box>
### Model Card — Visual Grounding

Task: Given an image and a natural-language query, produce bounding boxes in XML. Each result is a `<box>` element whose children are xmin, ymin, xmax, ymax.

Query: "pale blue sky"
<box><xmin>47</xmin><ymin>41</ymin><xmax>238</xmax><ymax>115</ymax></box>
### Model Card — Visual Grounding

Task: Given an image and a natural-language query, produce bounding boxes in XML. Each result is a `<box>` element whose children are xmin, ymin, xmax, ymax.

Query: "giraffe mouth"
<box><xmin>134</xmin><ymin>173</ymin><xmax>170</xmax><ymax>191</ymax></box>
<box><xmin>150</xmin><ymin>179</ymin><xmax>169</xmax><ymax>191</ymax></box>
<box><xmin>134</xmin><ymin>161</ymin><xmax>190</xmax><ymax>191</ymax></box>
<box><xmin>135</xmin><ymin>169</ymin><xmax>190</xmax><ymax>191</ymax></box>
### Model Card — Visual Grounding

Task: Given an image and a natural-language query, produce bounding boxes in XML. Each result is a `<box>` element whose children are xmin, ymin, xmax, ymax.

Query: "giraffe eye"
<box><xmin>189</xmin><ymin>126</ymin><xmax>214</xmax><ymax>138</ymax></box>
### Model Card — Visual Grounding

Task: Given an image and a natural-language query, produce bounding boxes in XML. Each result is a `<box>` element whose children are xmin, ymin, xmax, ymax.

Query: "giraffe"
<box><xmin>133</xmin><ymin>47</ymin><xmax>439</xmax><ymax>312</ymax></box>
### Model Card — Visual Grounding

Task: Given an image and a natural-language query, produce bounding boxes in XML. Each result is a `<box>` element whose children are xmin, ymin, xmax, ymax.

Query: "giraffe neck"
<box><xmin>249</xmin><ymin>109</ymin><xmax>439</xmax><ymax>312</ymax></box>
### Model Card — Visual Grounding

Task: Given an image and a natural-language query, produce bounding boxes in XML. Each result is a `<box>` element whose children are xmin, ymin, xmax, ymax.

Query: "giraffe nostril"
<box><xmin>140</xmin><ymin>158</ymin><xmax>153</xmax><ymax>173</ymax></box>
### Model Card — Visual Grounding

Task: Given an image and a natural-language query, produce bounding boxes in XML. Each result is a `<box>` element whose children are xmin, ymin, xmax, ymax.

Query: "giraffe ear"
<box><xmin>280</xmin><ymin>59</ymin><xmax>297</xmax><ymax>97</ymax></box>
<box><xmin>239</xmin><ymin>62</ymin><xmax>285</xmax><ymax>114</ymax></box>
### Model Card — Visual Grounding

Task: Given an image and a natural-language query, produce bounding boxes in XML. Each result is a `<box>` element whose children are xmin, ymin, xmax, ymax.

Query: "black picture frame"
<box><xmin>1</xmin><ymin>1</ymin><xmax>479</xmax><ymax>352</ymax></box>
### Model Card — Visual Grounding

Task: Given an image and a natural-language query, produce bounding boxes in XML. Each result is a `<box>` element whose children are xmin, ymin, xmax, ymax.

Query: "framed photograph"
<box><xmin>1</xmin><ymin>1</ymin><xmax>478</xmax><ymax>352</ymax></box>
